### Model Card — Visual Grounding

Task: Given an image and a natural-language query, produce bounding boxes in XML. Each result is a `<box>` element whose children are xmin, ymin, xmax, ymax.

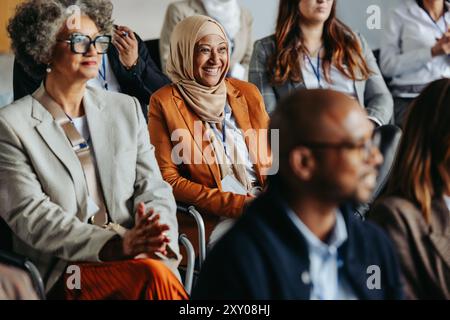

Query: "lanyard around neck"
<box><xmin>305</xmin><ymin>48</ymin><xmax>322</xmax><ymax>88</ymax></box>
<box><xmin>98</xmin><ymin>54</ymin><xmax>109</xmax><ymax>91</ymax></box>
<box><xmin>420</xmin><ymin>2</ymin><xmax>449</xmax><ymax>35</ymax></box>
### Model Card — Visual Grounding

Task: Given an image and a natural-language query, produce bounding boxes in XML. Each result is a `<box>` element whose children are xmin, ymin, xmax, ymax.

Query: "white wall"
<box><xmin>111</xmin><ymin>0</ymin><xmax>404</xmax><ymax>49</ymax></box>
<box><xmin>336</xmin><ymin>0</ymin><xmax>403</xmax><ymax>49</ymax></box>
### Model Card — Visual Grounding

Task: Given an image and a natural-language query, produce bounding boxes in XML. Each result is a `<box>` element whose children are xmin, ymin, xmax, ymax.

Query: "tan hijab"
<box><xmin>166</xmin><ymin>15</ymin><xmax>230</xmax><ymax>124</ymax></box>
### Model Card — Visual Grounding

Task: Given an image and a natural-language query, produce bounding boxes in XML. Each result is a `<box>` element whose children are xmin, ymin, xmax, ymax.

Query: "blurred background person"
<box><xmin>2</xmin><ymin>0</ymin><xmax>186</xmax><ymax>300</ymax></box>
<box><xmin>192</xmin><ymin>89</ymin><xmax>403</xmax><ymax>300</ymax></box>
<box><xmin>379</xmin><ymin>0</ymin><xmax>450</xmax><ymax>128</ymax></box>
<box><xmin>160</xmin><ymin>0</ymin><xmax>253</xmax><ymax>80</ymax></box>
<box><xmin>370</xmin><ymin>78</ymin><xmax>450</xmax><ymax>300</ymax></box>
<box><xmin>249</xmin><ymin>0</ymin><xmax>393</xmax><ymax>125</ymax></box>
<box><xmin>149</xmin><ymin>15</ymin><xmax>269</xmax><ymax>251</ymax></box>
<box><xmin>13</xmin><ymin>0</ymin><xmax>170</xmax><ymax>117</ymax></box>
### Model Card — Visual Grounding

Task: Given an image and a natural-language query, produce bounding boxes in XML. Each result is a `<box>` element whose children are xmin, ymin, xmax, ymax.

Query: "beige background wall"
<box><xmin>109</xmin><ymin>0</ymin><xmax>279</xmax><ymax>43</ymax></box>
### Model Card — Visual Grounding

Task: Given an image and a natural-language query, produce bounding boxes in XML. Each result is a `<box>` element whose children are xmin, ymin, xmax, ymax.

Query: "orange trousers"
<box><xmin>58</xmin><ymin>259</ymin><xmax>188</xmax><ymax>300</ymax></box>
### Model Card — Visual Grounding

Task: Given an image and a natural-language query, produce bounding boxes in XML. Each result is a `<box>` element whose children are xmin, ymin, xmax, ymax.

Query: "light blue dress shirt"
<box><xmin>87</xmin><ymin>55</ymin><xmax>121</xmax><ymax>93</ymax></box>
<box><xmin>283</xmin><ymin>201</ymin><xmax>358</xmax><ymax>300</ymax></box>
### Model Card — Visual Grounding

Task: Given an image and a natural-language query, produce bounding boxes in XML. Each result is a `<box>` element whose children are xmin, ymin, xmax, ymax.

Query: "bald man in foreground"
<box><xmin>192</xmin><ymin>89</ymin><xmax>404</xmax><ymax>300</ymax></box>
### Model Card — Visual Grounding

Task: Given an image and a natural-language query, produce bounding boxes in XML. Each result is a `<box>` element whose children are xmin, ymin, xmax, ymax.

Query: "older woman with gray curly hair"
<box><xmin>11</xmin><ymin>0</ymin><xmax>170</xmax><ymax>116</ymax></box>
<box><xmin>0</xmin><ymin>0</ymin><xmax>187</xmax><ymax>300</ymax></box>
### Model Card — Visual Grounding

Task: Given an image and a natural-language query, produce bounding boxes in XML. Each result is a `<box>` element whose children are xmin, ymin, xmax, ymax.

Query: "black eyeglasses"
<box><xmin>297</xmin><ymin>131</ymin><xmax>382</xmax><ymax>160</ymax></box>
<box><xmin>57</xmin><ymin>33</ymin><xmax>111</xmax><ymax>54</ymax></box>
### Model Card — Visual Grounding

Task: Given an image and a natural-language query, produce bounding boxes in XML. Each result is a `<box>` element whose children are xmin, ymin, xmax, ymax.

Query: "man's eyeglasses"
<box><xmin>57</xmin><ymin>34</ymin><xmax>111</xmax><ymax>54</ymax></box>
<box><xmin>297</xmin><ymin>131</ymin><xmax>382</xmax><ymax>160</ymax></box>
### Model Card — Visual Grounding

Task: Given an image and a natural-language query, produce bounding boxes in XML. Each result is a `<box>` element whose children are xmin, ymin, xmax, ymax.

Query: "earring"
<box><xmin>46</xmin><ymin>64</ymin><xmax>52</xmax><ymax>73</ymax></box>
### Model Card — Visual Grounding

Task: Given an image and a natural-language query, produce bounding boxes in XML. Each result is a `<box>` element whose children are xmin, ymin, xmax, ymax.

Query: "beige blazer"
<box><xmin>159</xmin><ymin>0</ymin><xmax>253</xmax><ymax>77</ymax></box>
<box><xmin>0</xmin><ymin>86</ymin><xmax>180</xmax><ymax>293</ymax></box>
<box><xmin>249</xmin><ymin>34</ymin><xmax>394</xmax><ymax>123</ymax></box>
<box><xmin>370</xmin><ymin>196</ymin><xmax>450</xmax><ymax>299</ymax></box>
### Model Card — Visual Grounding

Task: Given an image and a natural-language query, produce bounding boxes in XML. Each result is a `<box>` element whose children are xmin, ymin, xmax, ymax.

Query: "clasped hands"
<box><xmin>122</xmin><ymin>202</ymin><xmax>171</xmax><ymax>259</ymax></box>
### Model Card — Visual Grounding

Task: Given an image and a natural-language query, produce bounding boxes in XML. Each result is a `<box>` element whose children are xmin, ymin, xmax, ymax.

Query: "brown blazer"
<box><xmin>369</xmin><ymin>196</ymin><xmax>450</xmax><ymax>299</ymax></box>
<box><xmin>149</xmin><ymin>78</ymin><xmax>270</xmax><ymax>245</ymax></box>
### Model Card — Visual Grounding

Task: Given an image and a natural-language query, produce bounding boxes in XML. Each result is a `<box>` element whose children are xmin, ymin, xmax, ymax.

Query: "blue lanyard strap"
<box><xmin>305</xmin><ymin>48</ymin><xmax>322</xmax><ymax>88</ymax></box>
<box><xmin>222</xmin><ymin>118</ymin><xmax>228</xmax><ymax>159</ymax></box>
<box><xmin>422</xmin><ymin>5</ymin><xmax>449</xmax><ymax>35</ymax></box>
<box><xmin>98</xmin><ymin>55</ymin><xmax>108</xmax><ymax>90</ymax></box>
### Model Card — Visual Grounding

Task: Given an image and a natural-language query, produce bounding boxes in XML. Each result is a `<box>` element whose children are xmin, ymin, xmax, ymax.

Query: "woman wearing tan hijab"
<box><xmin>149</xmin><ymin>15</ymin><xmax>270</xmax><ymax>249</ymax></box>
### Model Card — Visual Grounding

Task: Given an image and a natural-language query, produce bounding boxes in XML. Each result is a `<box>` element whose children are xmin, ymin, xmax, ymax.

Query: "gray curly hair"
<box><xmin>8</xmin><ymin>0</ymin><xmax>114</xmax><ymax>78</ymax></box>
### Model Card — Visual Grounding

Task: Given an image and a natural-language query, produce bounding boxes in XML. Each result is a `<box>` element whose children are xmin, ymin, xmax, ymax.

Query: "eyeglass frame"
<box><xmin>56</xmin><ymin>33</ymin><xmax>112</xmax><ymax>55</ymax></box>
<box><xmin>294</xmin><ymin>130</ymin><xmax>382</xmax><ymax>160</ymax></box>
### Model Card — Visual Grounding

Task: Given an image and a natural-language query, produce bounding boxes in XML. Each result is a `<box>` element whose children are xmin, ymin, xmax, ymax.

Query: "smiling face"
<box><xmin>312</xmin><ymin>106</ymin><xmax>383</xmax><ymax>204</ymax></box>
<box><xmin>193</xmin><ymin>34</ymin><xmax>229</xmax><ymax>87</ymax></box>
<box><xmin>50</xmin><ymin>15</ymin><xmax>103</xmax><ymax>82</ymax></box>
<box><xmin>298</xmin><ymin>0</ymin><xmax>334</xmax><ymax>24</ymax></box>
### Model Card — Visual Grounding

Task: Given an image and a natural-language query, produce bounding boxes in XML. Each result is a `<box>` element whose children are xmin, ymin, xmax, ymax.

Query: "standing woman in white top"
<box><xmin>249</xmin><ymin>0</ymin><xmax>393</xmax><ymax>125</ymax></box>
<box><xmin>379</xmin><ymin>0</ymin><xmax>450</xmax><ymax>128</ymax></box>
<box><xmin>160</xmin><ymin>0</ymin><xmax>253</xmax><ymax>80</ymax></box>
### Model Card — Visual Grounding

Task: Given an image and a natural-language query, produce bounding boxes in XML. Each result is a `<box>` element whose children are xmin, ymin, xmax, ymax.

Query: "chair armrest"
<box><xmin>0</xmin><ymin>249</ymin><xmax>46</xmax><ymax>300</ymax></box>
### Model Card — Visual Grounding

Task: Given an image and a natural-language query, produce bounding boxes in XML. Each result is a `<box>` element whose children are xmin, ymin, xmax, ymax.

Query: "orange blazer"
<box><xmin>149</xmin><ymin>78</ymin><xmax>270</xmax><ymax>242</ymax></box>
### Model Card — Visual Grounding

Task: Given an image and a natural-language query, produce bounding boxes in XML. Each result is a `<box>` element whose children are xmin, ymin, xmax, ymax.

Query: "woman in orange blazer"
<box><xmin>149</xmin><ymin>15</ymin><xmax>270</xmax><ymax>247</ymax></box>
